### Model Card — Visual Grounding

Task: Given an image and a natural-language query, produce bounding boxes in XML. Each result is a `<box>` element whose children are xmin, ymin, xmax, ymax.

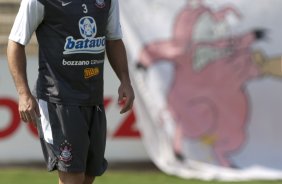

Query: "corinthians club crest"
<box><xmin>59</xmin><ymin>140</ymin><xmax>72</xmax><ymax>166</ymax></box>
<box><xmin>95</xmin><ymin>0</ymin><xmax>105</xmax><ymax>8</ymax></box>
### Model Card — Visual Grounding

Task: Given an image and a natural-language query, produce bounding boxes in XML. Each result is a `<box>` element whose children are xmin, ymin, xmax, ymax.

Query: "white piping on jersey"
<box><xmin>38</xmin><ymin>100</ymin><xmax>54</xmax><ymax>145</ymax></box>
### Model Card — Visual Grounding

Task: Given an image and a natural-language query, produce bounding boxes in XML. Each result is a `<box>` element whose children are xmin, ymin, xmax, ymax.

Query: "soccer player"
<box><xmin>7</xmin><ymin>0</ymin><xmax>134</xmax><ymax>184</ymax></box>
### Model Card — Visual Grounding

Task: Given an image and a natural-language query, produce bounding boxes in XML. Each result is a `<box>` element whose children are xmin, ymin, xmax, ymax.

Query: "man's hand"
<box><xmin>7</xmin><ymin>40</ymin><xmax>40</xmax><ymax>125</ymax></box>
<box><xmin>118</xmin><ymin>83</ymin><xmax>135</xmax><ymax>114</ymax></box>
<box><xmin>18</xmin><ymin>94</ymin><xmax>40</xmax><ymax>125</ymax></box>
<box><xmin>106</xmin><ymin>39</ymin><xmax>135</xmax><ymax>114</ymax></box>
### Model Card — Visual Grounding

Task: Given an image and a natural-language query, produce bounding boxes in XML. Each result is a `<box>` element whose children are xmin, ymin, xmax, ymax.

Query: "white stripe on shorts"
<box><xmin>38</xmin><ymin>99</ymin><xmax>53</xmax><ymax>144</ymax></box>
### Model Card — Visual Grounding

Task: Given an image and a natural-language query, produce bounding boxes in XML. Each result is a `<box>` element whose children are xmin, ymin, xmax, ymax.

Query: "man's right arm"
<box><xmin>7</xmin><ymin>40</ymin><xmax>40</xmax><ymax>123</ymax></box>
<box><xmin>7</xmin><ymin>0</ymin><xmax>44</xmax><ymax>123</ymax></box>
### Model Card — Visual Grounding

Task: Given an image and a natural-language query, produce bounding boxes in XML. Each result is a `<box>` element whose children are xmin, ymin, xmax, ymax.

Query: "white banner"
<box><xmin>120</xmin><ymin>0</ymin><xmax>282</xmax><ymax>181</ymax></box>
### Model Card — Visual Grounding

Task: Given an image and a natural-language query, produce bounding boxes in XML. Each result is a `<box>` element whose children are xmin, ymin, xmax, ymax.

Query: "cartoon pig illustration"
<box><xmin>138</xmin><ymin>0</ymin><xmax>266</xmax><ymax>166</ymax></box>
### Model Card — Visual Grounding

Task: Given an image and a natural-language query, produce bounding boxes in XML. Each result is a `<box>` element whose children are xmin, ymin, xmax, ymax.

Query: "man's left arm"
<box><xmin>106</xmin><ymin>39</ymin><xmax>135</xmax><ymax>114</ymax></box>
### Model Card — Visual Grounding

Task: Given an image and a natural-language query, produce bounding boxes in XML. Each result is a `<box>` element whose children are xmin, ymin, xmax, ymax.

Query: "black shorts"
<box><xmin>36</xmin><ymin>99</ymin><xmax>108</xmax><ymax>176</ymax></box>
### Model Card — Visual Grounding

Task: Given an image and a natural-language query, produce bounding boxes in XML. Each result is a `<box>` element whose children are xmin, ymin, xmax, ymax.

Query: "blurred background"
<box><xmin>1</xmin><ymin>0</ymin><xmax>282</xmax><ymax>183</ymax></box>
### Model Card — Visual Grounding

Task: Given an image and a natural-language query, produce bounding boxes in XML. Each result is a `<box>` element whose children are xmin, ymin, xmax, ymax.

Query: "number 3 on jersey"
<box><xmin>82</xmin><ymin>4</ymin><xmax>88</xmax><ymax>13</ymax></box>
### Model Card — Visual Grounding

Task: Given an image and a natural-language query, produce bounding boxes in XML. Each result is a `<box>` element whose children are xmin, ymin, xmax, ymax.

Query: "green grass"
<box><xmin>0</xmin><ymin>168</ymin><xmax>57</xmax><ymax>184</ymax></box>
<box><xmin>0</xmin><ymin>168</ymin><xmax>282</xmax><ymax>184</ymax></box>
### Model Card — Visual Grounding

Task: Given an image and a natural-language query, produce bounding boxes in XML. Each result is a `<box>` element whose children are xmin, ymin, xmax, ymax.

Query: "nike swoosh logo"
<box><xmin>62</xmin><ymin>1</ymin><xmax>72</xmax><ymax>6</ymax></box>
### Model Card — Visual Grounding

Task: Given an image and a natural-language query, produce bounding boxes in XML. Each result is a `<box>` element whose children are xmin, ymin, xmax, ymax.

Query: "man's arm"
<box><xmin>106</xmin><ymin>39</ymin><xmax>135</xmax><ymax>114</ymax></box>
<box><xmin>7</xmin><ymin>40</ymin><xmax>40</xmax><ymax>123</ymax></box>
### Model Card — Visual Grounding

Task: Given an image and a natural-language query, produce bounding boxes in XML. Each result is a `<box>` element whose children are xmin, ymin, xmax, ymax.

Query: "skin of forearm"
<box><xmin>7</xmin><ymin>40</ymin><xmax>31</xmax><ymax>96</ymax></box>
<box><xmin>106</xmin><ymin>39</ymin><xmax>131</xmax><ymax>84</ymax></box>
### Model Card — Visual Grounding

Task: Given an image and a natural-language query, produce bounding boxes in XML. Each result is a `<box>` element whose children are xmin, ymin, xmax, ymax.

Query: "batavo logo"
<box><xmin>84</xmin><ymin>67</ymin><xmax>99</xmax><ymax>79</ymax></box>
<box><xmin>63</xmin><ymin>16</ymin><xmax>105</xmax><ymax>55</ymax></box>
<box><xmin>0</xmin><ymin>97</ymin><xmax>140</xmax><ymax>139</ymax></box>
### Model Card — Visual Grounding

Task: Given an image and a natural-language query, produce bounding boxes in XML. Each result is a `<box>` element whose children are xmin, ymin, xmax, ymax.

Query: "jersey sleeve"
<box><xmin>106</xmin><ymin>0</ymin><xmax>123</xmax><ymax>40</ymax></box>
<box><xmin>9</xmin><ymin>0</ymin><xmax>44</xmax><ymax>46</ymax></box>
